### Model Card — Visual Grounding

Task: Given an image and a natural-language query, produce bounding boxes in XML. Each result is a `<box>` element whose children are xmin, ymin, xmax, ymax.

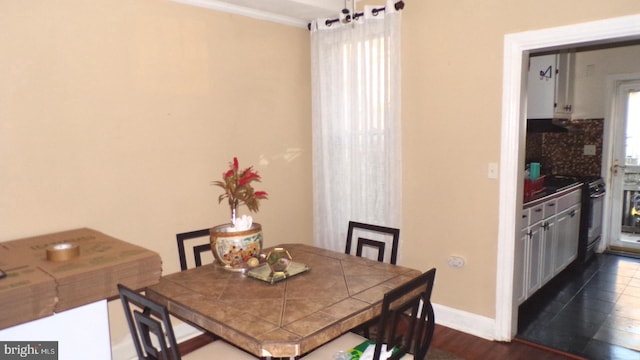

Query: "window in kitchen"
<box><xmin>310</xmin><ymin>5</ymin><xmax>402</xmax><ymax>252</ymax></box>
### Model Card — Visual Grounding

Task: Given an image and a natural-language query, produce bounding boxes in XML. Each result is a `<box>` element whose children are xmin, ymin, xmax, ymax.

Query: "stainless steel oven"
<box><xmin>579</xmin><ymin>178</ymin><xmax>606</xmax><ymax>263</ymax></box>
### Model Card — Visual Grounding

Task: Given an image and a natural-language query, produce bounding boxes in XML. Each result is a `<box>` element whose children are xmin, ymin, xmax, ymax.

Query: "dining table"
<box><xmin>145</xmin><ymin>243</ymin><xmax>422</xmax><ymax>359</ymax></box>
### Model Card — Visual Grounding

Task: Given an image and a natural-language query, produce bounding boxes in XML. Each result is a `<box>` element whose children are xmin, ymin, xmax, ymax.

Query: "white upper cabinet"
<box><xmin>527</xmin><ymin>50</ymin><xmax>575</xmax><ymax>119</ymax></box>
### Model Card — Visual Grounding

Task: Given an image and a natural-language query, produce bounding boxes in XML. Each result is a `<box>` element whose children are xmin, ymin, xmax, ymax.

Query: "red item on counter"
<box><xmin>524</xmin><ymin>175</ymin><xmax>545</xmax><ymax>198</ymax></box>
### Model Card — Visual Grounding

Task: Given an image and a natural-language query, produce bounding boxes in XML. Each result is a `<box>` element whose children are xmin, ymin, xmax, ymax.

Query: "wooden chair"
<box><xmin>345</xmin><ymin>221</ymin><xmax>400</xmax><ymax>265</ymax></box>
<box><xmin>176</xmin><ymin>229</ymin><xmax>211</xmax><ymax>271</ymax></box>
<box><xmin>301</xmin><ymin>268</ymin><xmax>437</xmax><ymax>360</ymax></box>
<box><xmin>118</xmin><ymin>284</ymin><xmax>256</xmax><ymax>360</ymax></box>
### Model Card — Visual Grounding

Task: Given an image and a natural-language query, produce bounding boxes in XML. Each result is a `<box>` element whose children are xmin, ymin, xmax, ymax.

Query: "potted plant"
<box><xmin>210</xmin><ymin>157</ymin><xmax>268</xmax><ymax>271</ymax></box>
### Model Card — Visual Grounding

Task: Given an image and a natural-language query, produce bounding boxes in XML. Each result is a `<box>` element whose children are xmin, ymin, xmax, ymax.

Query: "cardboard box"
<box><xmin>0</xmin><ymin>228</ymin><xmax>162</xmax><ymax>328</ymax></box>
<box><xmin>0</xmin><ymin>253</ymin><xmax>57</xmax><ymax>329</ymax></box>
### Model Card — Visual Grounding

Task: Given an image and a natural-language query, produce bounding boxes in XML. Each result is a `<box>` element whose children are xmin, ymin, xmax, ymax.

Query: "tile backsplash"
<box><xmin>526</xmin><ymin>118</ymin><xmax>604</xmax><ymax>177</ymax></box>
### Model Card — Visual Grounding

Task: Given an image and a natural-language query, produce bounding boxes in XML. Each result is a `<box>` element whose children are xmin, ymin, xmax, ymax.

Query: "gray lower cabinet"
<box><xmin>516</xmin><ymin>187</ymin><xmax>582</xmax><ymax>305</ymax></box>
<box><xmin>515</xmin><ymin>227</ymin><xmax>528</xmax><ymax>305</ymax></box>
<box><xmin>555</xmin><ymin>204</ymin><xmax>581</xmax><ymax>272</ymax></box>
<box><xmin>540</xmin><ymin>213</ymin><xmax>556</xmax><ymax>285</ymax></box>
<box><xmin>527</xmin><ymin>222</ymin><xmax>543</xmax><ymax>299</ymax></box>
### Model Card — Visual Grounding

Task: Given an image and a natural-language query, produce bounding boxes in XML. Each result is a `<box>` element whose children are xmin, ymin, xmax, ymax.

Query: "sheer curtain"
<box><xmin>310</xmin><ymin>0</ymin><xmax>402</xmax><ymax>253</ymax></box>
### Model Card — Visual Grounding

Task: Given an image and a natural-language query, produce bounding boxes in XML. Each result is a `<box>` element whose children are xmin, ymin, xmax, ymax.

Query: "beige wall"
<box><xmin>0</xmin><ymin>0</ymin><xmax>311</xmax><ymax>346</ymax></box>
<box><xmin>3</xmin><ymin>0</ymin><xmax>640</xmax><ymax>350</ymax></box>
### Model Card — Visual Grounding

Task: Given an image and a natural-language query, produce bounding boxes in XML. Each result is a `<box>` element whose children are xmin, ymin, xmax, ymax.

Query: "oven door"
<box><xmin>588</xmin><ymin>192</ymin><xmax>605</xmax><ymax>244</ymax></box>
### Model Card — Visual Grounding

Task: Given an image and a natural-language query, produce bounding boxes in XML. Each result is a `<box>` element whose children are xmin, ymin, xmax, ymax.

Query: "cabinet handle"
<box><xmin>547</xmin><ymin>203</ymin><xmax>555</xmax><ymax>207</ymax></box>
<box><xmin>570</xmin><ymin>210</ymin><xmax>576</xmax><ymax>217</ymax></box>
<box><xmin>535</xmin><ymin>208</ymin><xmax>542</xmax><ymax>213</ymax></box>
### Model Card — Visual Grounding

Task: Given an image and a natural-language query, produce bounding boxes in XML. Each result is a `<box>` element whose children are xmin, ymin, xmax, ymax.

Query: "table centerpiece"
<box><xmin>210</xmin><ymin>157</ymin><xmax>268</xmax><ymax>271</ymax></box>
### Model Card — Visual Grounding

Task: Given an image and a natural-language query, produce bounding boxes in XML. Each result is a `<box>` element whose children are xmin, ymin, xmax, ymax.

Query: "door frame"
<box><xmin>604</xmin><ymin>76</ymin><xmax>640</xmax><ymax>251</ymax></box>
<box><xmin>496</xmin><ymin>14</ymin><xmax>640</xmax><ymax>341</ymax></box>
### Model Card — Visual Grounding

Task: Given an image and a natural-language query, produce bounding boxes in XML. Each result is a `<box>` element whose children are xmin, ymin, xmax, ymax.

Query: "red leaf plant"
<box><xmin>212</xmin><ymin>157</ymin><xmax>268</xmax><ymax>221</ymax></box>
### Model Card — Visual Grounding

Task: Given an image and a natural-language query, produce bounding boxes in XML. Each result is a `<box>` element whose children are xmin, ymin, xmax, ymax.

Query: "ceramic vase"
<box><xmin>210</xmin><ymin>223</ymin><xmax>262</xmax><ymax>271</ymax></box>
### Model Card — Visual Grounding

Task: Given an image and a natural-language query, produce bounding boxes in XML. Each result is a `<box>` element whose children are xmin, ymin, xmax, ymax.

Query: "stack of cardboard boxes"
<box><xmin>0</xmin><ymin>228</ymin><xmax>162</xmax><ymax>328</ymax></box>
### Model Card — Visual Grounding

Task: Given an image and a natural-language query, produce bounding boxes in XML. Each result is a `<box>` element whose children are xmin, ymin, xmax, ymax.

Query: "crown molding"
<box><xmin>170</xmin><ymin>0</ymin><xmax>310</xmax><ymax>28</ymax></box>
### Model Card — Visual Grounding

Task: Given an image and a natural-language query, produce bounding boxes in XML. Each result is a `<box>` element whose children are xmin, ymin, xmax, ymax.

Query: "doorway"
<box><xmin>496</xmin><ymin>14</ymin><xmax>640</xmax><ymax>341</ymax></box>
<box><xmin>607</xmin><ymin>79</ymin><xmax>640</xmax><ymax>253</ymax></box>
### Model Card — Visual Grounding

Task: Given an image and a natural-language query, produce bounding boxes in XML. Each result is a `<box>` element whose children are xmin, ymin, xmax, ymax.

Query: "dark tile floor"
<box><xmin>517</xmin><ymin>253</ymin><xmax>640</xmax><ymax>360</ymax></box>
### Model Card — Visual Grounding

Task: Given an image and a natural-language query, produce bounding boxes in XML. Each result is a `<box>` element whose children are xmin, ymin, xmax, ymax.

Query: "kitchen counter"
<box><xmin>524</xmin><ymin>182</ymin><xmax>583</xmax><ymax>207</ymax></box>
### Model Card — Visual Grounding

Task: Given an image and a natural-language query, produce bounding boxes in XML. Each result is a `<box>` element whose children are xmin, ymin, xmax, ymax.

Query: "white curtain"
<box><xmin>310</xmin><ymin>0</ymin><xmax>402</xmax><ymax>253</ymax></box>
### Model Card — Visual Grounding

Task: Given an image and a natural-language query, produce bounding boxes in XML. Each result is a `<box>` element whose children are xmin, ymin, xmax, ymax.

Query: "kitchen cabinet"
<box><xmin>517</xmin><ymin>186</ymin><xmax>582</xmax><ymax>305</ymax></box>
<box><xmin>515</xmin><ymin>226</ymin><xmax>527</xmax><ymax>305</ymax></box>
<box><xmin>555</xmin><ymin>204</ymin><xmax>581</xmax><ymax>273</ymax></box>
<box><xmin>515</xmin><ymin>208</ymin><xmax>532</xmax><ymax>305</ymax></box>
<box><xmin>526</xmin><ymin>221</ymin><xmax>543</xmax><ymax>299</ymax></box>
<box><xmin>527</xmin><ymin>50</ymin><xmax>575</xmax><ymax>119</ymax></box>
<box><xmin>540</xmin><ymin>205</ymin><xmax>557</xmax><ymax>285</ymax></box>
<box><xmin>517</xmin><ymin>203</ymin><xmax>544</xmax><ymax>303</ymax></box>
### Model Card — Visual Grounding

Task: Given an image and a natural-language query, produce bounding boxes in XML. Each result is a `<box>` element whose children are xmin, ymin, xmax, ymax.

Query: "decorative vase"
<box><xmin>266</xmin><ymin>247</ymin><xmax>292</xmax><ymax>276</ymax></box>
<box><xmin>210</xmin><ymin>223</ymin><xmax>262</xmax><ymax>272</ymax></box>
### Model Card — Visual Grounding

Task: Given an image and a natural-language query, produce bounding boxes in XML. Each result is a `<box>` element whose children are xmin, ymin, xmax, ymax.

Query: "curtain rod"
<box><xmin>307</xmin><ymin>0</ymin><xmax>405</xmax><ymax>31</ymax></box>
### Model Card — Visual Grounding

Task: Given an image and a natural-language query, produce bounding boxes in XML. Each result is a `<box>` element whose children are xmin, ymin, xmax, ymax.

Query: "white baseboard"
<box><xmin>433</xmin><ymin>303</ymin><xmax>497</xmax><ymax>341</ymax></box>
<box><xmin>112</xmin><ymin>304</ymin><xmax>498</xmax><ymax>359</ymax></box>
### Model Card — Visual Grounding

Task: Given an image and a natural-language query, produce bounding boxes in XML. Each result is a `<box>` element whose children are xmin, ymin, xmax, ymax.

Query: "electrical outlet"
<box><xmin>447</xmin><ymin>256</ymin><xmax>465</xmax><ymax>268</ymax></box>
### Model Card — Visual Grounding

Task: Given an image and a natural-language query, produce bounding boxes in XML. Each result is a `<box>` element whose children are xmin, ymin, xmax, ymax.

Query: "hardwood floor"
<box><xmin>432</xmin><ymin>324</ymin><xmax>585</xmax><ymax>360</ymax></box>
<box><xmin>178</xmin><ymin>332</ymin><xmax>218</xmax><ymax>355</ymax></box>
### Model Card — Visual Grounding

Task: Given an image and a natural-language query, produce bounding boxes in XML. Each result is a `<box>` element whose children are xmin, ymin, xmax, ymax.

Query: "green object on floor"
<box><xmin>347</xmin><ymin>340</ymin><xmax>462</xmax><ymax>360</ymax></box>
<box><xmin>348</xmin><ymin>340</ymin><xmax>398</xmax><ymax>359</ymax></box>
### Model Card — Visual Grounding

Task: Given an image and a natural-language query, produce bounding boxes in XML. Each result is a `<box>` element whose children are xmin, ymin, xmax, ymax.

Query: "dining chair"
<box><xmin>118</xmin><ymin>284</ymin><xmax>257</xmax><ymax>360</ymax></box>
<box><xmin>345</xmin><ymin>221</ymin><xmax>400</xmax><ymax>265</ymax></box>
<box><xmin>300</xmin><ymin>268</ymin><xmax>437</xmax><ymax>360</ymax></box>
<box><xmin>176</xmin><ymin>228</ymin><xmax>212</xmax><ymax>271</ymax></box>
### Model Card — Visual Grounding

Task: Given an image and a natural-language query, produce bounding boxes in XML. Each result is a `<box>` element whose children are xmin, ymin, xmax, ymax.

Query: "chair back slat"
<box><xmin>133</xmin><ymin>309</ymin><xmax>169</xmax><ymax>359</ymax></box>
<box><xmin>346</xmin><ymin>221</ymin><xmax>400</xmax><ymax>265</ymax></box>
<box><xmin>176</xmin><ymin>228</ymin><xmax>211</xmax><ymax>270</ymax></box>
<box><xmin>374</xmin><ymin>268</ymin><xmax>436</xmax><ymax>360</ymax></box>
<box><xmin>356</xmin><ymin>238</ymin><xmax>386</xmax><ymax>262</ymax></box>
<box><xmin>119</xmin><ymin>284</ymin><xmax>182</xmax><ymax>360</ymax></box>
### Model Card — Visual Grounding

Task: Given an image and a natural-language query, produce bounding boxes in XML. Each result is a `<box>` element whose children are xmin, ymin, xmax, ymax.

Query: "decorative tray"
<box><xmin>246</xmin><ymin>261</ymin><xmax>310</xmax><ymax>284</ymax></box>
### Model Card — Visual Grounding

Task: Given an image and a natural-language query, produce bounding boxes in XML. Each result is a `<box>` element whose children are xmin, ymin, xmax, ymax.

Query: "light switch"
<box><xmin>584</xmin><ymin>145</ymin><xmax>596</xmax><ymax>156</ymax></box>
<box><xmin>488</xmin><ymin>163</ymin><xmax>498</xmax><ymax>179</ymax></box>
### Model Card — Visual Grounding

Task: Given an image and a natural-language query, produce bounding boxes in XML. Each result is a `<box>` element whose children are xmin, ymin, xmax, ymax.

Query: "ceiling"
<box><xmin>170</xmin><ymin>0</ymin><xmax>351</xmax><ymax>28</ymax></box>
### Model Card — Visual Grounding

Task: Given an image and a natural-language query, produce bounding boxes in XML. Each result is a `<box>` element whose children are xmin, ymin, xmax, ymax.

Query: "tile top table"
<box><xmin>146</xmin><ymin>243</ymin><xmax>422</xmax><ymax>358</ymax></box>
